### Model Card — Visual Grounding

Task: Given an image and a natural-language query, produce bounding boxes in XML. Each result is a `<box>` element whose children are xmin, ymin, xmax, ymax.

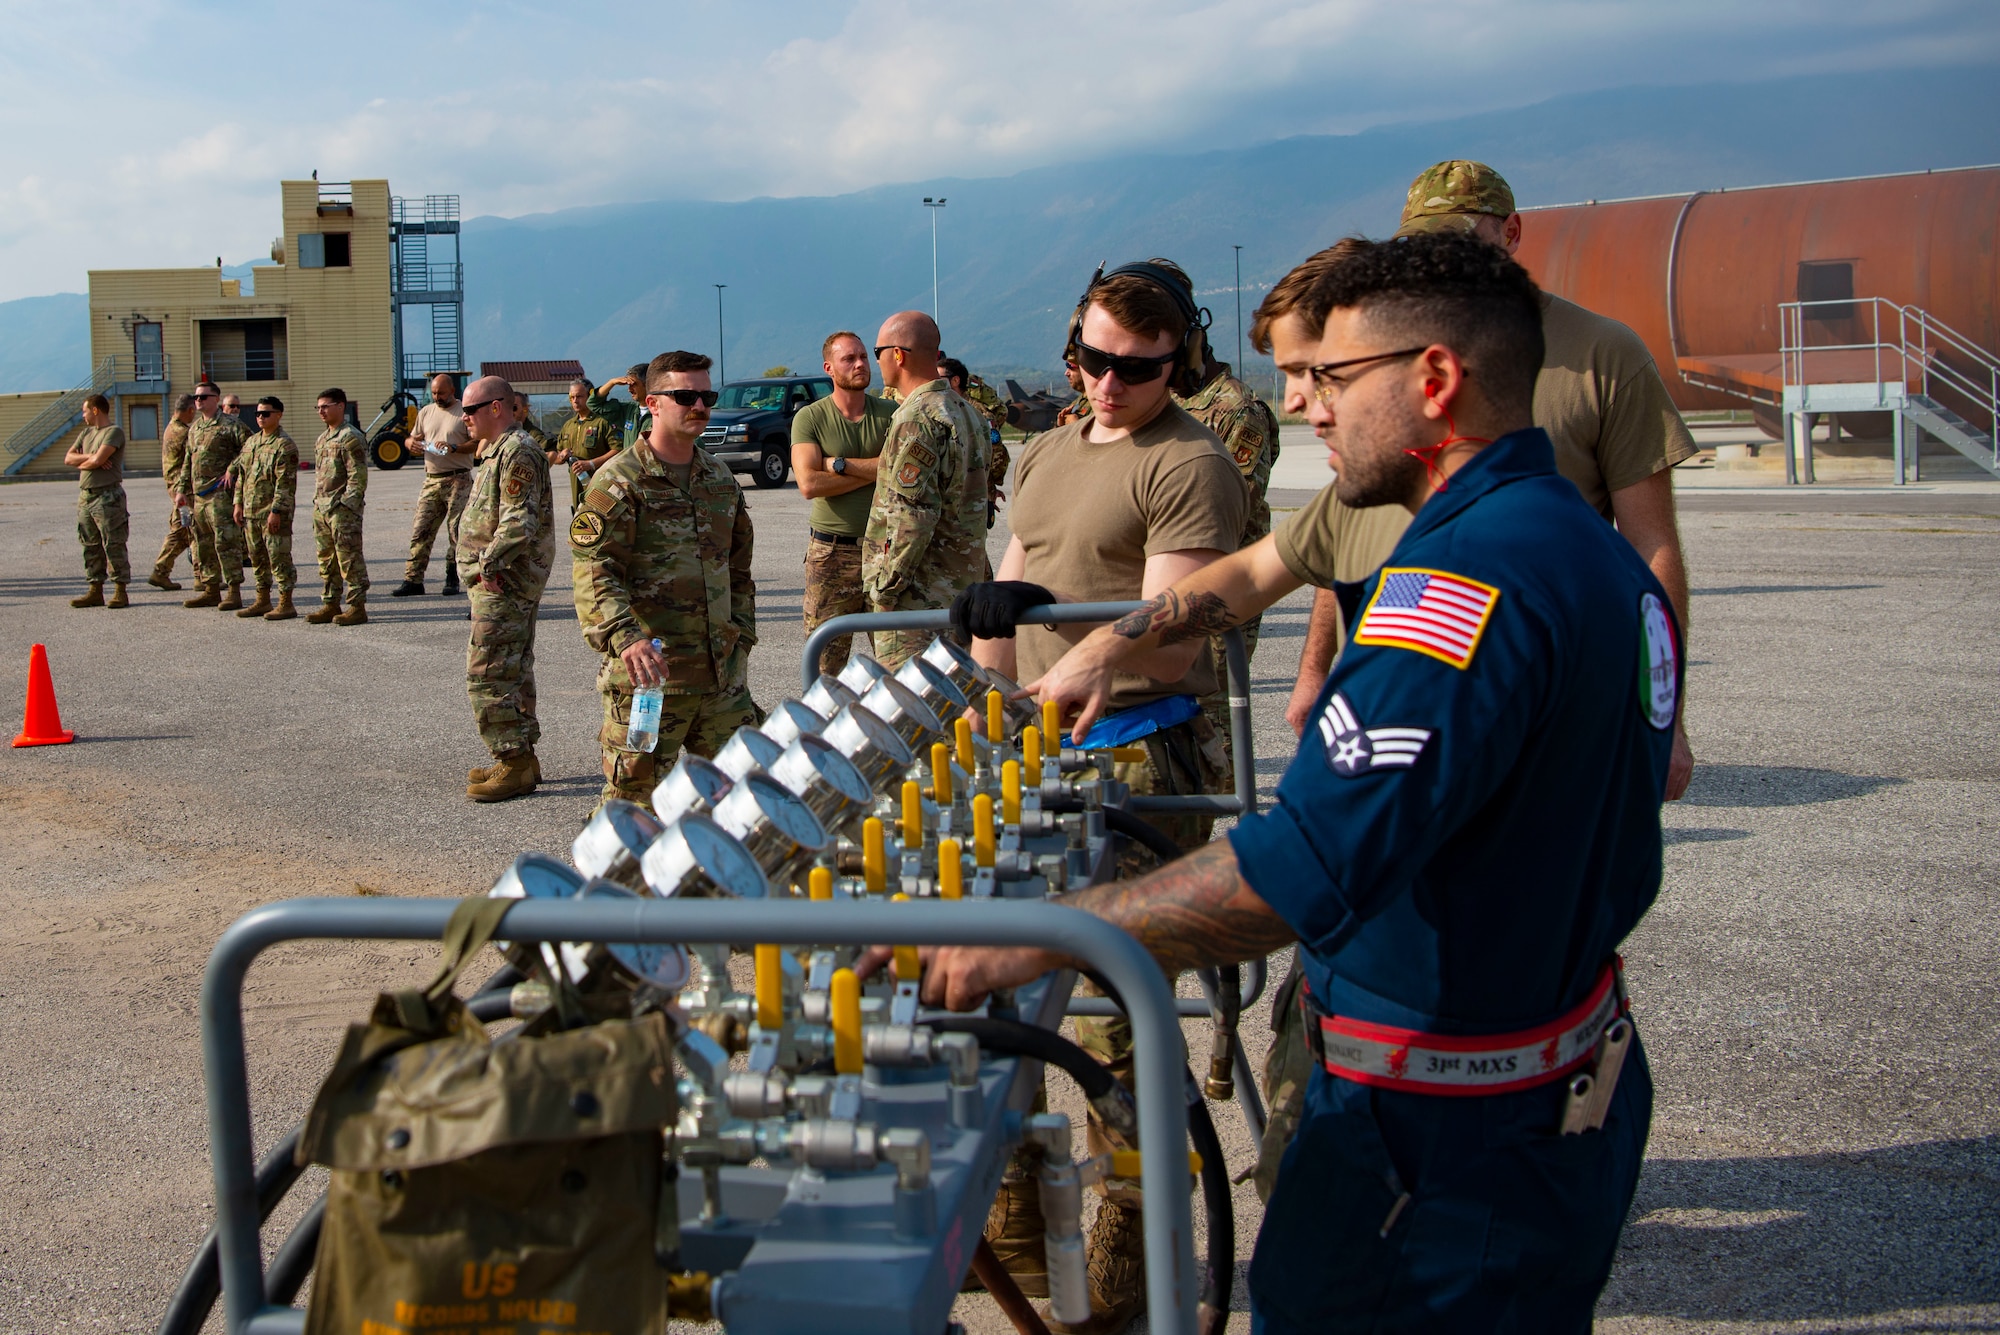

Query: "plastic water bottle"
<box><xmin>626</xmin><ymin>639</ymin><xmax>667</xmax><ymax>752</ymax></box>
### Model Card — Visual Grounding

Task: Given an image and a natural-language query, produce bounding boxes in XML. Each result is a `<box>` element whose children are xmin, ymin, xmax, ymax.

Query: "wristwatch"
<box><xmin>830</xmin><ymin>456</ymin><xmax>847</xmax><ymax>476</ymax></box>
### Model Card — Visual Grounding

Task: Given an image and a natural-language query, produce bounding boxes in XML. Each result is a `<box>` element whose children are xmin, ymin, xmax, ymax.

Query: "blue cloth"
<box><xmin>1227</xmin><ymin>428</ymin><xmax>1678</xmax><ymax>1331</ymax></box>
<box><xmin>1070</xmin><ymin>692</ymin><xmax>1200</xmax><ymax>750</ymax></box>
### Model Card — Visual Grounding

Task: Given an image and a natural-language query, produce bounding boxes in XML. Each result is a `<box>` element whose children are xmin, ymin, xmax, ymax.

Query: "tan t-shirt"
<box><xmin>77</xmin><ymin>425</ymin><xmax>125</xmax><ymax>490</ymax></box>
<box><xmin>1011</xmin><ymin>402</ymin><xmax>1246</xmax><ymax>708</ymax></box>
<box><xmin>415</xmin><ymin>402</ymin><xmax>472</xmax><ymax>475</ymax></box>
<box><xmin>1275</xmin><ymin>292</ymin><xmax>1699</xmax><ymax>590</ymax></box>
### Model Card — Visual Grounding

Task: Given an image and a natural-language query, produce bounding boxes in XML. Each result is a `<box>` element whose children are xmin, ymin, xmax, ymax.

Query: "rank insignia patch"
<box><xmin>1637</xmin><ymin>591</ymin><xmax>1679</xmax><ymax>730</ymax></box>
<box><xmin>570</xmin><ymin>510</ymin><xmax>605</xmax><ymax>546</ymax></box>
<box><xmin>1317</xmin><ymin>691</ymin><xmax>1433</xmax><ymax>777</ymax></box>
<box><xmin>1354</xmin><ymin>567</ymin><xmax>1500</xmax><ymax>669</ymax></box>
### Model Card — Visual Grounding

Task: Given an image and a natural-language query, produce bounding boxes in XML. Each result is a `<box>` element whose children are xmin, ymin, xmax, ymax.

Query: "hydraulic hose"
<box><xmin>1185</xmin><ymin>1072</ymin><xmax>1235</xmax><ymax>1335</ymax></box>
<box><xmin>918</xmin><ymin>1014</ymin><xmax>1138</xmax><ymax>1144</ymax></box>
<box><xmin>264</xmin><ymin>1194</ymin><xmax>326</xmax><ymax>1305</ymax></box>
<box><xmin>1101</xmin><ymin>805</ymin><xmax>1187</xmax><ymax>866</ymax></box>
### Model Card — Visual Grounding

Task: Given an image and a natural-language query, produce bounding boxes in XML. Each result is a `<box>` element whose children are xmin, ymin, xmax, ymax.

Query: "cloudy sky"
<box><xmin>0</xmin><ymin>0</ymin><xmax>1992</xmax><ymax>303</ymax></box>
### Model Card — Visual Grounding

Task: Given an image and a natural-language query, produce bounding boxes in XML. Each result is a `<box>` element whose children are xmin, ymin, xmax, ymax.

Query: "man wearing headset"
<box><xmin>955</xmin><ymin>262</ymin><xmax>1246</xmax><ymax>1335</ymax></box>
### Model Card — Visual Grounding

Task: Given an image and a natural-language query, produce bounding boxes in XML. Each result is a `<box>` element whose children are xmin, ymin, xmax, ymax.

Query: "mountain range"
<box><xmin>3</xmin><ymin>65</ymin><xmax>1996</xmax><ymax>396</ymax></box>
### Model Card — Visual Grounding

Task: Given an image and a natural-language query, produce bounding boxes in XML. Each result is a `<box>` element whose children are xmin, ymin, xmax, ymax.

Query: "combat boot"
<box><xmin>148</xmin><ymin>570</ymin><xmax>181</xmax><ymax>591</ymax></box>
<box><xmin>183</xmin><ymin>586</ymin><xmax>221</xmax><ymax>608</ymax></box>
<box><xmin>391</xmin><ymin>578</ymin><xmax>424</xmax><ymax>597</ymax></box>
<box><xmin>306</xmin><ymin>597</ymin><xmax>342</xmax><ymax>624</ymax></box>
<box><xmin>106</xmin><ymin>584</ymin><xmax>129</xmax><ymax>609</ymax></box>
<box><xmin>70</xmin><ymin>583</ymin><xmax>104</xmax><ymax>608</ymax></box>
<box><xmin>440</xmin><ymin>567</ymin><xmax>462</xmax><ymax>597</ymax></box>
<box><xmin>333</xmin><ymin>596</ymin><xmax>368</xmax><ymax>626</ymax></box>
<box><xmin>237</xmin><ymin>587</ymin><xmax>273</xmax><ymax>618</ymax></box>
<box><xmin>964</xmin><ymin>1175</ymin><xmax>1048</xmax><ymax>1297</ymax></box>
<box><xmin>218</xmin><ymin>584</ymin><xmax>244</xmax><ymax>611</ymax></box>
<box><xmin>468</xmin><ymin>751</ymin><xmax>539</xmax><ymax>802</ymax></box>
<box><xmin>469</xmin><ymin>752</ymin><xmax>540</xmax><ymax>786</ymax></box>
<box><xmin>1046</xmin><ymin>1201</ymin><xmax>1145</xmax><ymax>1335</ymax></box>
<box><xmin>264</xmin><ymin>591</ymin><xmax>297</xmax><ymax>621</ymax></box>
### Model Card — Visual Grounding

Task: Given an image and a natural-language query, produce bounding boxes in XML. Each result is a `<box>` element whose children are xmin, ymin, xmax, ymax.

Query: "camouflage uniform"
<box><xmin>405</xmin><ymin>471</ymin><xmax>473</xmax><ymax>581</ymax></box>
<box><xmin>962</xmin><ymin>373</ymin><xmax>1011</xmax><ymax>509</ymax></box>
<box><xmin>1178</xmin><ymin>367</ymin><xmax>1282</xmax><ymax>739</ymax></box>
<box><xmin>74</xmin><ymin>425</ymin><xmax>130</xmax><ymax>585</ymax></box>
<box><xmin>860</xmin><ymin>379</ymin><xmax>988</xmax><ymax>668</ymax></box>
<box><xmin>312</xmin><ymin>425</ymin><xmax>370</xmax><ymax>605</ymax></box>
<box><xmin>454</xmin><ymin>428</ymin><xmax>556</xmax><ymax>760</ymax></box>
<box><xmin>556</xmin><ymin>412</ymin><xmax>622</xmax><ymax>510</ymax></box>
<box><xmin>152</xmin><ymin>416</ymin><xmax>194</xmax><ymax>582</ymax></box>
<box><xmin>571</xmin><ymin>444</ymin><xmax>759</xmax><ymax>809</ymax></box>
<box><xmin>236</xmin><ymin>430</ymin><xmax>299</xmax><ymax>594</ymax></box>
<box><xmin>175</xmin><ymin>414</ymin><xmax>248</xmax><ymax>591</ymax></box>
<box><xmin>1055</xmin><ymin>395</ymin><xmax>1092</xmax><ymax>427</ymax></box>
<box><xmin>1394</xmin><ymin>158</ymin><xmax>1517</xmax><ymax>238</ymax></box>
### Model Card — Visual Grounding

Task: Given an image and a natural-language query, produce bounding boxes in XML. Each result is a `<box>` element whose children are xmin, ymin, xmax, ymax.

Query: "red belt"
<box><xmin>1305</xmin><ymin>960</ymin><xmax>1628</xmax><ymax>1097</ymax></box>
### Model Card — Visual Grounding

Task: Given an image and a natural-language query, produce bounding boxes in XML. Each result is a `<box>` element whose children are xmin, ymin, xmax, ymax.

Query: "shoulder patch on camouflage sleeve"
<box><xmin>504</xmin><ymin>463</ymin><xmax>531</xmax><ymax>499</ymax></box>
<box><xmin>906</xmin><ymin>442</ymin><xmax>938</xmax><ymax>470</ymax></box>
<box><xmin>570</xmin><ymin>509</ymin><xmax>606</xmax><ymax>547</ymax></box>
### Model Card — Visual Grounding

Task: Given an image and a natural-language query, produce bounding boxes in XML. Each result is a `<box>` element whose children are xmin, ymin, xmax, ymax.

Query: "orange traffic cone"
<box><xmin>13</xmin><ymin>643</ymin><xmax>75</xmax><ymax>747</ymax></box>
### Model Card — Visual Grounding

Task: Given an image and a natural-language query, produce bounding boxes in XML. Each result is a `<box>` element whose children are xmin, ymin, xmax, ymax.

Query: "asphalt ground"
<box><xmin>1</xmin><ymin>459</ymin><xmax>1997</xmax><ymax>1332</ymax></box>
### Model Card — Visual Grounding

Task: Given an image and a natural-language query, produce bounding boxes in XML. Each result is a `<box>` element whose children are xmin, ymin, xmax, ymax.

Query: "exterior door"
<box><xmin>133</xmin><ymin>322</ymin><xmax>164</xmax><ymax>380</ymax></box>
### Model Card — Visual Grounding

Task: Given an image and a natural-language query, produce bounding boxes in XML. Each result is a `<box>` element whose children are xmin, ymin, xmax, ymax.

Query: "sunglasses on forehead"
<box><xmin>648</xmin><ymin>388</ymin><xmax>719</xmax><ymax>408</ymax></box>
<box><xmin>1073</xmin><ymin>339</ymin><xmax>1178</xmax><ymax>385</ymax></box>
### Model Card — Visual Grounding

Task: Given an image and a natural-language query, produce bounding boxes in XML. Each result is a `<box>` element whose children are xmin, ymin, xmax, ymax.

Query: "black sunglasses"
<box><xmin>253</xmin><ymin>409</ymin><xmax>277</xmax><ymax>417</ymax></box>
<box><xmin>462</xmin><ymin>398</ymin><xmax>506</xmax><ymax>414</ymax></box>
<box><xmin>648</xmin><ymin>388</ymin><xmax>720</xmax><ymax>408</ymax></box>
<box><xmin>1074</xmin><ymin>339</ymin><xmax>1177</xmax><ymax>385</ymax></box>
<box><xmin>193</xmin><ymin>391</ymin><xmax>218</xmax><ymax>400</ymax></box>
<box><xmin>872</xmin><ymin>345</ymin><xmax>910</xmax><ymax>359</ymax></box>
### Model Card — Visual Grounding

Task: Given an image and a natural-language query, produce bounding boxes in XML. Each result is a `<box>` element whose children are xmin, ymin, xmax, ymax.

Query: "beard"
<box><xmin>1331</xmin><ymin>414</ymin><xmax>1427</xmax><ymax>510</ymax></box>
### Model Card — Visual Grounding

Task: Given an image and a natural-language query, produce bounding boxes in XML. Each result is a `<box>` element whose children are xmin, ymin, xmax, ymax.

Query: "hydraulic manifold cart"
<box><xmin>187</xmin><ymin>622</ymin><xmax>1254</xmax><ymax>1335</ymax></box>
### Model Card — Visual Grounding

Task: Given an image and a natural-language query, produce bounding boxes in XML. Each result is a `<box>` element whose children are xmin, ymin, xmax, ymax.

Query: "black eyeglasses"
<box><xmin>1074</xmin><ymin>340</ymin><xmax>1178</xmax><ymax>385</ymax></box>
<box><xmin>463</xmin><ymin>398</ymin><xmax>506</xmax><ymax>414</ymax></box>
<box><xmin>1307</xmin><ymin>347</ymin><xmax>1431</xmax><ymax>404</ymax></box>
<box><xmin>253</xmin><ymin>409</ymin><xmax>276</xmax><ymax>418</ymax></box>
<box><xmin>647</xmin><ymin>388</ymin><xmax>720</xmax><ymax>408</ymax></box>
<box><xmin>872</xmin><ymin>345</ymin><xmax>910</xmax><ymax>359</ymax></box>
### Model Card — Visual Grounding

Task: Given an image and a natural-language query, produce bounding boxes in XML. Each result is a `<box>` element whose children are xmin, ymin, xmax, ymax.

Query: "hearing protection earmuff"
<box><xmin>1062</xmin><ymin>260</ymin><xmax>1214</xmax><ymax>397</ymax></box>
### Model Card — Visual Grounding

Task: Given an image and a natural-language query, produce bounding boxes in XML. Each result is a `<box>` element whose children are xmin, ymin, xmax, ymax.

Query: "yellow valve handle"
<box><xmin>902</xmin><ymin>780</ymin><xmax>923</xmax><ymax>850</ymax></box>
<box><xmin>938</xmin><ymin>839</ymin><xmax>964</xmax><ymax>899</ymax></box>
<box><xmin>1108</xmin><ymin>746</ymin><xmax>1147</xmax><ymax>763</ymax></box>
<box><xmin>1042</xmin><ymin>699</ymin><xmax>1063</xmax><ymax>749</ymax></box>
<box><xmin>863</xmin><ymin>816</ymin><xmax>887</xmax><ymax>894</ymax></box>
<box><xmin>1001</xmin><ymin>759</ymin><xmax>1022</xmax><ymax>825</ymax></box>
<box><xmin>831</xmin><ymin>968</ymin><xmax>862</xmax><ymax>1074</ymax></box>
<box><xmin>1109</xmin><ymin>1149</ymin><xmax>1203</xmax><ymax>1178</ymax></box>
<box><xmin>808</xmin><ymin>866</ymin><xmax>833</xmax><ymax>901</ymax></box>
<box><xmin>972</xmin><ymin>793</ymin><xmax>995</xmax><ymax>867</ymax></box>
<box><xmin>986</xmin><ymin>689</ymin><xmax>1005</xmax><ymax>746</ymax></box>
<box><xmin>889</xmin><ymin>893</ymin><xmax>921</xmax><ymax>980</ymax></box>
<box><xmin>930</xmin><ymin>741</ymin><xmax>953</xmax><ymax>806</ymax></box>
<box><xmin>954</xmin><ymin>716</ymin><xmax>976</xmax><ymax>772</ymax></box>
<box><xmin>1022</xmin><ymin>724</ymin><xmax>1042</xmax><ymax>774</ymax></box>
<box><xmin>754</xmin><ymin>944</ymin><xmax>782</xmax><ymax>1030</ymax></box>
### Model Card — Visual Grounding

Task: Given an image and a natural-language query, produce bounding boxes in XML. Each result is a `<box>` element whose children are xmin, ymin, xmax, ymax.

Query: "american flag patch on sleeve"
<box><xmin>1353</xmin><ymin>567</ymin><xmax>1500</xmax><ymax>669</ymax></box>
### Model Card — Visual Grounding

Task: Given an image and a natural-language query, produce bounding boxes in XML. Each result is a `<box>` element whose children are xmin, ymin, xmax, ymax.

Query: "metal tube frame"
<box><xmin>202</xmin><ymin>897</ymin><xmax>1197</xmax><ymax>1335</ymax></box>
<box><xmin>803</xmin><ymin>603</ymin><xmax>1257</xmax><ymax>818</ymax></box>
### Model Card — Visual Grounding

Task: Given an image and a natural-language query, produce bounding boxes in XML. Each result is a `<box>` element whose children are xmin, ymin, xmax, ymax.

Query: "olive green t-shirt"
<box><xmin>77</xmin><ymin>425</ymin><xmax>125</xmax><ymax>490</ymax></box>
<box><xmin>792</xmin><ymin>393</ymin><xmax>895</xmax><ymax>536</ymax></box>
<box><xmin>1011</xmin><ymin>402</ymin><xmax>1246</xmax><ymax>709</ymax></box>
<box><xmin>1274</xmin><ymin>292</ymin><xmax>1700</xmax><ymax>592</ymax></box>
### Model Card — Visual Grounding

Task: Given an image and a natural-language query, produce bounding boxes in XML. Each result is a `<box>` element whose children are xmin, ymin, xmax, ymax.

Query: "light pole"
<box><xmin>922</xmin><ymin>197</ymin><xmax>947</xmax><ymax>323</ymax></box>
<box><xmin>714</xmin><ymin>284</ymin><xmax>728</xmax><ymax>387</ymax></box>
<box><xmin>1233</xmin><ymin>245</ymin><xmax>1244</xmax><ymax>373</ymax></box>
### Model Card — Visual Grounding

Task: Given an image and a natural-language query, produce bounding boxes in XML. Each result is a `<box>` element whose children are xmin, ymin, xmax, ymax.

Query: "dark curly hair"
<box><xmin>1301</xmin><ymin>232</ymin><xmax>1544</xmax><ymax>419</ymax></box>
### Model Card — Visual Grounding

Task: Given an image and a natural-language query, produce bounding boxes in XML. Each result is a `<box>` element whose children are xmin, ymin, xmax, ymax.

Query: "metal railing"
<box><xmin>112</xmin><ymin>351</ymin><xmax>171</xmax><ymax>384</ymax></box>
<box><xmin>200</xmin><ymin>897</ymin><xmax>1198</xmax><ymax>1335</ymax></box>
<box><xmin>391</xmin><ymin>194</ymin><xmax>461</xmax><ymax>227</ymax></box>
<box><xmin>395</xmin><ymin>262</ymin><xmax>463</xmax><ymax>294</ymax></box>
<box><xmin>1782</xmin><ymin>296</ymin><xmax>2000</xmax><ymax>438</ymax></box>
<box><xmin>199</xmin><ymin>350</ymin><xmax>289</xmax><ymax>383</ymax></box>
<box><xmin>0</xmin><ymin>354</ymin><xmax>117</xmax><ymax>476</ymax></box>
<box><xmin>803</xmin><ymin>605</ymin><xmax>1256</xmax><ymax>818</ymax></box>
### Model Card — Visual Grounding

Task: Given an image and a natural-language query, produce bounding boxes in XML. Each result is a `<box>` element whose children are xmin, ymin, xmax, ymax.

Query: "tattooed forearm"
<box><xmin>1110</xmin><ymin>589</ymin><xmax>1241</xmax><ymax>646</ymax></box>
<box><xmin>1064</xmin><ymin>841</ymin><xmax>1295</xmax><ymax>975</ymax></box>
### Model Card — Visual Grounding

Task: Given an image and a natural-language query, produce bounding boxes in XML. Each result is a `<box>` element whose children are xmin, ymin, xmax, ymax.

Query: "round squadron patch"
<box><xmin>1637</xmin><ymin>592</ymin><xmax>1678</xmax><ymax>730</ymax></box>
<box><xmin>570</xmin><ymin>510</ymin><xmax>606</xmax><ymax>547</ymax></box>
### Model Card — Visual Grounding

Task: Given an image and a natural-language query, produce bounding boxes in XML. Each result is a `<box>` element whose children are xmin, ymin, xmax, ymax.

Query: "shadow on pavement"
<box><xmin>1602</xmin><ymin>1137</ymin><xmax>2000</xmax><ymax>1322</ymax></box>
<box><xmin>1693</xmin><ymin>583</ymin><xmax>1882</xmax><ymax>596</ymax></box>
<box><xmin>1681</xmin><ymin>764</ymin><xmax>1903</xmax><ymax>808</ymax></box>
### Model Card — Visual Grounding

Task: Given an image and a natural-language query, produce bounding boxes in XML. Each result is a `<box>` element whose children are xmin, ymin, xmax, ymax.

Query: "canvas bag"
<box><xmin>299</xmin><ymin>897</ymin><xmax>678</xmax><ymax>1334</ymax></box>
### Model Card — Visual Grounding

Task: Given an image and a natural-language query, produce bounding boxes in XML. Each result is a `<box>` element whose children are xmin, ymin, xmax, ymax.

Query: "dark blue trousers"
<box><xmin>1250</xmin><ymin>1034</ymin><xmax>1651</xmax><ymax>1334</ymax></box>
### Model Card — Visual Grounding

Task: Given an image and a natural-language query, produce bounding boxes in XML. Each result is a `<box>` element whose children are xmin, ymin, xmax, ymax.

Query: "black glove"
<box><xmin>951</xmin><ymin>581</ymin><xmax>1057</xmax><ymax>641</ymax></box>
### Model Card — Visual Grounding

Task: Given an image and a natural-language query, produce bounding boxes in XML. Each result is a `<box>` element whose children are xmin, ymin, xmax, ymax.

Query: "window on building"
<box><xmin>198</xmin><ymin>318</ymin><xmax>289</xmax><ymax>382</ymax></box>
<box><xmin>129</xmin><ymin>404</ymin><xmax>159</xmax><ymax>441</ymax></box>
<box><xmin>1798</xmin><ymin>261</ymin><xmax>1855</xmax><ymax>322</ymax></box>
<box><xmin>297</xmin><ymin>232</ymin><xmax>351</xmax><ymax>269</ymax></box>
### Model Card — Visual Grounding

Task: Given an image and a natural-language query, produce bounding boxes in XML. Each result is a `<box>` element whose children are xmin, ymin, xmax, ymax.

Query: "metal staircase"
<box><xmin>390</xmin><ymin>194</ymin><xmax>465</xmax><ymax>391</ymax></box>
<box><xmin>1781</xmin><ymin>297</ymin><xmax>2000</xmax><ymax>483</ymax></box>
<box><xmin>2</xmin><ymin>356</ymin><xmax>118</xmax><ymax>477</ymax></box>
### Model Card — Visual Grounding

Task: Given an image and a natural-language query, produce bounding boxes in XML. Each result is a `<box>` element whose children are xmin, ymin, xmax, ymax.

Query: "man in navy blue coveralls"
<box><xmin>918</xmin><ymin>232</ymin><xmax>1681</xmax><ymax>1332</ymax></box>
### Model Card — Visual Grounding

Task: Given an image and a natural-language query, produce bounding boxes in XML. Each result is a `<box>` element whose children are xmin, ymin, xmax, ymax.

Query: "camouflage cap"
<box><xmin>1396</xmin><ymin>160</ymin><xmax>1516</xmax><ymax>237</ymax></box>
